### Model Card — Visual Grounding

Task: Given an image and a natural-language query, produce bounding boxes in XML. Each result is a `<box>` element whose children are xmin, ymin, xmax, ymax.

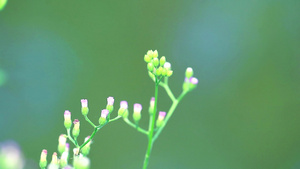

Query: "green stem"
<box><xmin>153</xmin><ymin>90</ymin><xmax>188</xmax><ymax>142</ymax></box>
<box><xmin>143</xmin><ymin>78</ymin><xmax>159</xmax><ymax>169</ymax></box>
<box><xmin>80</xmin><ymin>127</ymin><xmax>98</xmax><ymax>150</ymax></box>
<box><xmin>109</xmin><ymin>116</ymin><xmax>121</xmax><ymax>122</ymax></box>
<box><xmin>67</xmin><ymin>129</ymin><xmax>79</xmax><ymax>147</ymax></box>
<box><xmin>123</xmin><ymin>118</ymin><xmax>148</xmax><ymax>135</ymax></box>
<box><xmin>84</xmin><ymin>115</ymin><xmax>96</xmax><ymax>128</ymax></box>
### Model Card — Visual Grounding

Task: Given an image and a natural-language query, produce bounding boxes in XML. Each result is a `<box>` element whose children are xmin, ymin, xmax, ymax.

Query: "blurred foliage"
<box><xmin>0</xmin><ymin>0</ymin><xmax>299</xmax><ymax>169</ymax></box>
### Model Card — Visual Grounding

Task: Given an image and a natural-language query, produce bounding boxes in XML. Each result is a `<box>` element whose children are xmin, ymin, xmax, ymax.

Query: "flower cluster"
<box><xmin>144</xmin><ymin>50</ymin><xmax>173</xmax><ymax>79</ymax></box>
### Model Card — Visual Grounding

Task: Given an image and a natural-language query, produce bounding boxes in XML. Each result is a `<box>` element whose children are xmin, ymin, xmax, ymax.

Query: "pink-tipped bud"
<box><xmin>120</xmin><ymin>101</ymin><xmax>128</xmax><ymax>109</ymax></box>
<box><xmin>99</xmin><ymin>109</ymin><xmax>109</xmax><ymax>125</ymax></box>
<box><xmin>81</xmin><ymin>99</ymin><xmax>88</xmax><ymax>108</ymax></box>
<box><xmin>158</xmin><ymin>111</ymin><xmax>166</xmax><ymax>120</ymax></box>
<box><xmin>107</xmin><ymin>96</ymin><xmax>114</xmax><ymax>106</ymax></box>
<box><xmin>190</xmin><ymin>77</ymin><xmax>198</xmax><ymax>85</ymax></box>
<box><xmin>73</xmin><ymin>119</ymin><xmax>80</xmax><ymax>130</ymax></box>
<box><xmin>72</xmin><ymin>119</ymin><xmax>80</xmax><ymax>138</ymax></box>
<box><xmin>133</xmin><ymin>103</ymin><xmax>142</xmax><ymax>123</ymax></box>
<box><xmin>101</xmin><ymin>109</ymin><xmax>109</xmax><ymax>118</ymax></box>
<box><xmin>156</xmin><ymin>111</ymin><xmax>166</xmax><ymax>128</ymax></box>
<box><xmin>134</xmin><ymin>103</ymin><xmax>142</xmax><ymax>113</ymax></box>
<box><xmin>81</xmin><ymin>99</ymin><xmax>89</xmax><ymax>116</ymax></box>
<box><xmin>39</xmin><ymin>149</ymin><xmax>47</xmax><ymax>168</ymax></box>
<box><xmin>51</xmin><ymin>152</ymin><xmax>58</xmax><ymax>165</ymax></box>
<box><xmin>65</xmin><ymin>143</ymin><xmax>70</xmax><ymax>152</ymax></box>
<box><xmin>64</xmin><ymin>110</ymin><xmax>71</xmax><ymax>121</ymax></box>
<box><xmin>149</xmin><ymin>97</ymin><xmax>155</xmax><ymax>114</ymax></box>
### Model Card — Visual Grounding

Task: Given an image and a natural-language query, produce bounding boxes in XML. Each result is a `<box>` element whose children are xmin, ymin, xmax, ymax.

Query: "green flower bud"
<box><xmin>147</xmin><ymin>50</ymin><xmax>153</xmax><ymax>58</ymax></box>
<box><xmin>0</xmin><ymin>0</ymin><xmax>7</xmax><ymax>11</ymax></box>
<box><xmin>58</xmin><ymin>134</ymin><xmax>67</xmax><ymax>155</ymax></box>
<box><xmin>148</xmin><ymin>97</ymin><xmax>155</xmax><ymax>115</ymax></box>
<box><xmin>156</xmin><ymin>67</ymin><xmax>162</xmax><ymax>76</ymax></box>
<box><xmin>81</xmin><ymin>136</ymin><xmax>91</xmax><ymax>156</ymax></box>
<box><xmin>153</xmin><ymin>50</ymin><xmax>158</xmax><ymax>58</ymax></box>
<box><xmin>50</xmin><ymin>152</ymin><xmax>58</xmax><ymax>167</ymax></box>
<box><xmin>81</xmin><ymin>99</ymin><xmax>89</xmax><ymax>116</ymax></box>
<box><xmin>64</xmin><ymin>110</ymin><xmax>72</xmax><ymax>129</ymax></box>
<box><xmin>153</xmin><ymin>58</ymin><xmax>159</xmax><ymax>67</ymax></box>
<box><xmin>160</xmin><ymin>56</ymin><xmax>166</xmax><ymax>66</ymax></box>
<box><xmin>147</xmin><ymin>62</ymin><xmax>154</xmax><ymax>72</ymax></box>
<box><xmin>60</xmin><ymin>152</ymin><xmax>68</xmax><ymax>168</ymax></box>
<box><xmin>185</xmin><ymin>67</ymin><xmax>193</xmax><ymax>78</ymax></box>
<box><xmin>118</xmin><ymin>101</ymin><xmax>128</xmax><ymax>118</ymax></box>
<box><xmin>167</xmin><ymin>70</ymin><xmax>173</xmax><ymax>77</ymax></box>
<box><xmin>144</xmin><ymin>54</ymin><xmax>151</xmax><ymax>63</ymax></box>
<box><xmin>133</xmin><ymin>103</ymin><xmax>142</xmax><ymax>123</ymax></box>
<box><xmin>162</xmin><ymin>68</ymin><xmax>167</xmax><ymax>76</ymax></box>
<box><xmin>39</xmin><ymin>149</ymin><xmax>47</xmax><ymax>169</ymax></box>
<box><xmin>72</xmin><ymin>119</ymin><xmax>80</xmax><ymax>138</ymax></box>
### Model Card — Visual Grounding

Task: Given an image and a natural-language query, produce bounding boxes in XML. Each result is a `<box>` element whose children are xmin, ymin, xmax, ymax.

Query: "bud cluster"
<box><xmin>144</xmin><ymin>50</ymin><xmax>173</xmax><ymax>79</ymax></box>
<box><xmin>40</xmin><ymin>134</ymin><xmax>92</xmax><ymax>169</ymax></box>
<box><xmin>183</xmin><ymin>67</ymin><xmax>198</xmax><ymax>91</ymax></box>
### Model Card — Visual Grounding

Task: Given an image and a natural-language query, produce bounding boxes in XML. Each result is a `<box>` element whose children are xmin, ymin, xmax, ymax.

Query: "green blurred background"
<box><xmin>0</xmin><ymin>0</ymin><xmax>300</xmax><ymax>169</ymax></box>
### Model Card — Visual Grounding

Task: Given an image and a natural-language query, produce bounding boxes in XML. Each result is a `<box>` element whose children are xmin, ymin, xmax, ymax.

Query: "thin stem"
<box><xmin>109</xmin><ymin>116</ymin><xmax>121</xmax><ymax>122</ymax></box>
<box><xmin>161</xmin><ymin>83</ymin><xmax>176</xmax><ymax>102</ymax></box>
<box><xmin>123</xmin><ymin>118</ymin><xmax>148</xmax><ymax>135</ymax></box>
<box><xmin>84</xmin><ymin>115</ymin><xmax>96</xmax><ymax>128</ymax></box>
<box><xmin>143</xmin><ymin>78</ymin><xmax>159</xmax><ymax>169</ymax></box>
<box><xmin>153</xmin><ymin>90</ymin><xmax>188</xmax><ymax>142</ymax></box>
<box><xmin>79</xmin><ymin>127</ymin><xmax>98</xmax><ymax>150</ymax></box>
<box><xmin>67</xmin><ymin>129</ymin><xmax>79</xmax><ymax>147</ymax></box>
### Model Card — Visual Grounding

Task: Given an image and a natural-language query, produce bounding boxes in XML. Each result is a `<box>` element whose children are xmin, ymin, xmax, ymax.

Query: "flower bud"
<box><xmin>147</xmin><ymin>50</ymin><xmax>153</xmax><ymax>58</ymax></box>
<box><xmin>39</xmin><ymin>149</ymin><xmax>47</xmax><ymax>168</ymax></box>
<box><xmin>118</xmin><ymin>101</ymin><xmax>128</xmax><ymax>118</ymax></box>
<box><xmin>50</xmin><ymin>152</ymin><xmax>58</xmax><ymax>165</ymax></box>
<box><xmin>153</xmin><ymin>57</ymin><xmax>159</xmax><ymax>67</ymax></box>
<box><xmin>60</xmin><ymin>151</ymin><xmax>68</xmax><ymax>168</ymax></box>
<box><xmin>81</xmin><ymin>99</ymin><xmax>89</xmax><ymax>116</ymax></box>
<box><xmin>144</xmin><ymin>54</ymin><xmax>151</xmax><ymax>63</ymax></box>
<box><xmin>81</xmin><ymin>136</ymin><xmax>91</xmax><ymax>156</ymax></box>
<box><xmin>185</xmin><ymin>67</ymin><xmax>193</xmax><ymax>78</ymax></box>
<box><xmin>148</xmin><ymin>97</ymin><xmax>155</xmax><ymax>115</ymax></box>
<box><xmin>72</xmin><ymin>119</ymin><xmax>80</xmax><ymax>138</ymax></box>
<box><xmin>58</xmin><ymin>134</ymin><xmax>67</xmax><ymax>155</ymax></box>
<box><xmin>133</xmin><ymin>103</ymin><xmax>142</xmax><ymax>123</ymax></box>
<box><xmin>156</xmin><ymin>66</ymin><xmax>162</xmax><ymax>76</ymax></box>
<box><xmin>153</xmin><ymin>50</ymin><xmax>158</xmax><ymax>58</ymax></box>
<box><xmin>164</xmin><ymin>62</ymin><xmax>171</xmax><ymax>70</ymax></box>
<box><xmin>106</xmin><ymin>96</ymin><xmax>114</xmax><ymax>112</ymax></box>
<box><xmin>99</xmin><ymin>109</ymin><xmax>109</xmax><ymax>125</ymax></box>
<box><xmin>189</xmin><ymin>77</ymin><xmax>198</xmax><ymax>90</ymax></box>
<box><xmin>167</xmin><ymin>70</ymin><xmax>173</xmax><ymax>77</ymax></box>
<box><xmin>162</xmin><ymin>68</ymin><xmax>167</xmax><ymax>76</ymax></box>
<box><xmin>73</xmin><ymin>155</ymin><xmax>90</xmax><ymax>169</ymax></box>
<box><xmin>64</xmin><ymin>110</ymin><xmax>72</xmax><ymax>129</ymax></box>
<box><xmin>183</xmin><ymin>77</ymin><xmax>198</xmax><ymax>91</ymax></box>
<box><xmin>156</xmin><ymin>111</ymin><xmax>166</xmax><ymax>128</ymax></box>
<box><xmin>160</xmin><ymin>56</ymin><xmax>166</xmax><ymax>66</ymax></box>
<box><xmin>147</xmin><ymin>62</ymin><xmax>154</xmax><ymax>72</ymax></box>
